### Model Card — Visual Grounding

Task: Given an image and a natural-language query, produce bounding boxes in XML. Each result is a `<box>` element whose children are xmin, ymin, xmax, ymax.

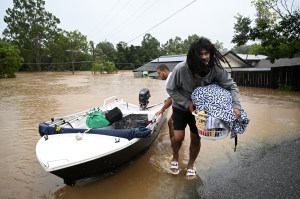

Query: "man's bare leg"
<box><xmin>170</xmin><ymin>129</ymin><xmax>185</xmax><ymax>173</ymax></box>
<box><xmin>168</xmin><ymin>117</ymin><xmax>174</xmax><ymax>140</ymax></box>
<box><xmin>186</xmin><ymin>132</ymin><xmax>201</xmax><ymax>179</ymax></box>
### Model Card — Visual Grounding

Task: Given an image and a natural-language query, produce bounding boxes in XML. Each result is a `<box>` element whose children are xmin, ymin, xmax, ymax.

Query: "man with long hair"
<box><xmin>166</xmin><ymin>37</ymin><xmax>241</xmax><ymax>179</ymax></box>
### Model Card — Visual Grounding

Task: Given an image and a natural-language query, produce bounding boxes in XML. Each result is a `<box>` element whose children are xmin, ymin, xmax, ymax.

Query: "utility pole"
<box><xmin>66</xmin><ymin>50</ymin><xmax>75</xmax><ymax>74</ymax></box>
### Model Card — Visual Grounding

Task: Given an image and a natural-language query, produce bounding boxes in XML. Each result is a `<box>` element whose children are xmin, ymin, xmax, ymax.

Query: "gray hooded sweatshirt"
<box><xmin>166</xmin><ymin>61</ymin><xmax>241</xmax><ymax>112</ymax></box>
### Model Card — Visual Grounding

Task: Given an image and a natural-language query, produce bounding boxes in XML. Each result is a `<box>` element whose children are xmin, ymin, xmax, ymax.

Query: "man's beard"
<box><xmin>197</xmin><ymin>61</ymin><xmax>211</xmax><ymax>77</ymax></box>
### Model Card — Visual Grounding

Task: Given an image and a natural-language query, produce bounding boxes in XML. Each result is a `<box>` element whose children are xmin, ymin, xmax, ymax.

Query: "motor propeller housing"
<box><xmin>139</xmin><ymin>88</ymin><xmax>150</xmax><ymax>110</ymax></box>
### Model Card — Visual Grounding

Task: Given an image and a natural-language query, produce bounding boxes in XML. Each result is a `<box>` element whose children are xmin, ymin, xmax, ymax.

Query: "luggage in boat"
<box><xmin>105</xmin><ymin>107</ymin><xmax>123</xmax><ymax>124</ymax></box>
<box><xmin>86</xmin><ymin>107</ymin><xmax>123</xmax><ymax>128</ymax></box>
<box><xmin>86</xmin><ymin>111</ymin><xmax>110</xmax><ymax>128</ymax></box>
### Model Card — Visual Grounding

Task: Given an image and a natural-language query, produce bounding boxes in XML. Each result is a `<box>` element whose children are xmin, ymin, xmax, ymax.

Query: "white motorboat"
<box><xmin>36</xmin><ymin>88</ymin><xmax>168</xmax><ymax>185</ymax></box>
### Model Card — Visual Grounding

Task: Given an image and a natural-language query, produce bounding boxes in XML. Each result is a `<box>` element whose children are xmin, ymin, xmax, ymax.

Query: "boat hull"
<box><xmin>55</xmin><ymin>127</ymin><xmax>161</xmax><ymax>185</ymax></box>
<box><xmin>36</xmin><ymin>97</ymin><xmax>169</xmax><ymax>185</ymax></box>
<box><xmin>40</xmin><ymin>111</ymin><xmax>167</xmax><ymax>185</ymax></box>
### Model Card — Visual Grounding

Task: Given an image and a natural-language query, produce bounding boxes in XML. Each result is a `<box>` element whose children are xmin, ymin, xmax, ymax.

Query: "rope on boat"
<box><xmin>75</xmin><ymin>128</ymin><xmax>91</xmax><ymax>140</ymax></box>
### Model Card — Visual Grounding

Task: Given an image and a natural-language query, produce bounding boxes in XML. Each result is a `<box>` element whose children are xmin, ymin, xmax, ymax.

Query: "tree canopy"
<box><xmin>3</xmin><ymin>0</ymin><xmax>61</xmax><ymax>70</ymax></box>
<box><xmin>0</xmin><ymin>41</ymin><xmax>23</xmax><ymax>78</ymax></box>
<box><xmin>232</xmin><ymin>0</ymin><xmax>300</xmax><ymax>61</ymax></box>
<box><xmin>2</xmin><ymin>0</ymin><xmax>230</xmax><ymax>73</ymax></box>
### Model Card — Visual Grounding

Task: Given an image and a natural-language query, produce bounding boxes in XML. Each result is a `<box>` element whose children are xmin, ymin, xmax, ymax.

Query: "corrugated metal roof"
<box><xmin>151</xmin><ymin>54</ymin><xmax>186</xmax><ymax>63</ymax></box>
<box><xmin>134</xmin><ymin>53</ymin><xmax>299</xmax><ymax>74</ymax></box>
<box><xmin>133</xmin><ymin>62</ymin><xmax>180</xmax><ymax>72</ymax></box>
<box><xmin>237</xmin><ymin>54</ymin><xmax>267</xmax><ymax>60</ymax></box>
<box><xmin>232</xmin><ymin>68</ymin><xmax>271</xmax><ymax>72</ymax></box>
<box><xmin>255</xmin><ymin>58</ymin><xmax>300</xmax><ymax>68</ymax></box>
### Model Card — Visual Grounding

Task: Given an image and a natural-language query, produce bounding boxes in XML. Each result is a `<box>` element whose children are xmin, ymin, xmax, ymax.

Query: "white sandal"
<box><xmin>170</xmin><ymin>161</ymin><xmax>180</xmax><ymax>175</ymax></box>
<box><xmin>185</xmin><ymin>168</ymin><xmax>197</xmax><ymax>179</ymax></box>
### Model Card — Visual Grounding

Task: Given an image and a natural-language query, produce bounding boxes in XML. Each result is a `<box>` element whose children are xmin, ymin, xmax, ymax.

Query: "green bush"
<box><xmin>91</xmin><ymin>59</ymin><xmax>117</xmax><ymax>74</ymax></box>
<box><xmin>0</xmin><ymin>41</ymin><xmax>23</xmax><ymax>78</ymax></box>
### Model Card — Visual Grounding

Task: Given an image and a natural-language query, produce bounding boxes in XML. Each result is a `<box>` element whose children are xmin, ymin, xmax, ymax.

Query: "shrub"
<box><xmin>0</xmin><ymin>41</ymin><xmax>23</xmax><ymax>78</ymax></box>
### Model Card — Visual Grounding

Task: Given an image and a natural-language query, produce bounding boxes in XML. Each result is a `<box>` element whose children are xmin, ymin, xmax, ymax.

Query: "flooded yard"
<box><xmin>0</xmin><ymin>71</ymin><xmax>299</xmax><ymax>198</ymax></box>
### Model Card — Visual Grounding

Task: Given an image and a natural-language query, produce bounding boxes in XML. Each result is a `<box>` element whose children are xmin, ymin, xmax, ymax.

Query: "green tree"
<box><xmin>140</xmin><ymin>33</ymin><xmax>161</xmax><ymax>63</ymax></box>
<box><xmin>105</xmin><ymin>60</ymin><xmax>117</xmax><ymax>73</ymax></box>
<box><xmin>232</xmin><ymin>0</ymin><xmax>300</xmax><ymax>61</ymax></box>
<box><xmin>115</xmin><ymin>42</ymin><xmax>128</xmax><ymax>70</ymax></box>
<box><xmin>89</xmin><ymin>40</ymin><xmax>96</xmax><ymax>62</ymax></box>
<box><xmin>91</xmin><ymin>61</ymin><xmax>100</xmax><ymax>74</ymax></box>
<box><xmin>214</xmin><ymin>40</ymin><xmax>224</xmax><ymax>51</ymax></box>
<box><xmin>127</xmin><ymin>45</ymin><xmax>142</xmax><ymax>69</ymax></box>
<box><xmin>91</xmin><ymin>58</ymin><xmax>116</xmax><ymax>74</ymax></box>
<box><xmin>45</xmin><ymin>32</ymin><xmax>69</xmax><ymax>71</ymax></box>
<box><xmin>3</xmin><ymin>0</ymin><xmax>61</xmax><ymax>71</ymax></box>
<box><xmin>161</xmin><ymin>37</ymin><xmax>184</xmax><ymax>55</ymax></box>
<box><xmin>95</xmin><ymin>41</ymin><xmax>116</xmax><ymax>62</ymax></box>
<box><xmin>183</xmin><ymin>34</ymin><xmax>200</xmax><ymax>53</ymax></box>
<box><xmin>115</xmin><ymin>42</ymin><xmax>140</xmax><ymax>69</ymax></box>
<box><xmin>249</xmin><ymin>43</ymin><xmax>272</xmax><ymax>55</ymax></box>
<box><xmin>65</xmin><ymin>30</ymin><xmax>88</xmax><ymax>74</ymax></box>
<box><xmin>232</xmin><ymin>45</ymin><xmax>252</xmax><ymax>54</ymax></box>
<box><xmin>0</xmin><ymin>41</ymin><xmax>23</xmax><ymax>78</ymax></box>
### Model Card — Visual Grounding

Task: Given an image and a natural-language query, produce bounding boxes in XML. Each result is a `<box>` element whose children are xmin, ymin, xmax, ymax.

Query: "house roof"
<box><xmin>151</xmin><ymin>54</ymin><xmax>186</xmax><ymax>63</ymax></box>
<box><xmin>133</xmin><ymin>61</ymin><xmax>180</xmax><ymax>72</ymax></box>
<box><xmin>223</xmin><ymin>51</ymin><xmax>252</xmax><ymax>68</ymax></box>
<box><xmin>237</xmin><ymin>54</ymin><xmax>268</xmax><ymax>60</ymax></box>
<box><xmin>133</xmin><ymin>54</ymin><xmax>186</xmax><ymax>72</ymax></box>
<box><xmin>255</xmin><ymin>58</ymin><xmax>300</xmax><ymax>68</ymax></box>
<box><xmin>231</xmin><ymin>68</ymin><xmax>271</xmax><ymax>72</ymax></box>
<box><xmin>134</xmin><ymin>51</ymin><xmax>255</xmax><ymax>73</ymax></box>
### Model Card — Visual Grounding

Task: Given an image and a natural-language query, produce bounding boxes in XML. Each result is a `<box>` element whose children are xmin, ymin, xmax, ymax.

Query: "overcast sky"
<box><xmin>1</xmin><ymin>0</ymin><xmax>257</xmax><ymax>49</ymax></box>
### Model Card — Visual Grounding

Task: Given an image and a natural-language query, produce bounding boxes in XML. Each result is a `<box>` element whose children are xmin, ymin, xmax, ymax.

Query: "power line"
<box><xmin>23</xmin><ymin>61</ymin><xmax>93</xmax><ymax>65</ymax></box>
<box><xmin>126</xmin><ymin>0</ymin><xmax>198</xmax><ymax>44</ymax></box>
<box><xmin>90</xmin><ymin>0</ymin><xmax>136</xmax><ymax>38</ymax></box>
<box><xmin>88</xmin><ymin>0</ymin><xmax>122</xmax><ymax>36</ymax></box>
<box><xmin>104</xmin><ymin>0</ymin><xmax>160</xmax><ymax>39</ymax></box>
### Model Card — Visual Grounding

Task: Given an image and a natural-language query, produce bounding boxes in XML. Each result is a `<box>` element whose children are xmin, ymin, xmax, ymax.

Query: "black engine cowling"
<box><xmin>139</xmin><ymin>88</ymin><xmax>150</xmax><ymax>110</ymax></box>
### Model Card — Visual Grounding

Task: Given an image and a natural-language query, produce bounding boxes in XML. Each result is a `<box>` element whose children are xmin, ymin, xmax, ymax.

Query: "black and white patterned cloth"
<box><xmin>191</xmin><ymin>84</ymin><xmax>250</xmax><ymax>138</ymax></box>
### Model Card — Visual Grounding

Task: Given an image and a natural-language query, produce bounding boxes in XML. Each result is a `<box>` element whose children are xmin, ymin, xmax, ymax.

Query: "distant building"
<box><xmin>222</xmin><ymin>51</ymin><xmax>252</xmax><ymax>68</ymax></box>
<box><xmin>133</xmin><ymin>52</ymin><xmax>299</xmax><ymax>90</ymax></box>
<box><xmin>237</xmin><ymin>54</ymin><xmax>268</xmax><ymax>66</ymax></box>
<box><xmin>133</xmin><ymin>54</ymin><xmax>186</xmax><ymax>78</ymax></box>
<box><xmin>255</xmin><ymin>58</ymin><xmax>300</xmax><ymax>68</ymax></box>
<box><xmin>231</xmin><ymin>58</ymin><xmax>300</xmax><ymax>90</ymax></box>
<box><xmin>134</xmin><ymin>51</ymin><xmax>259</xmax><ymax>78</ymax></box>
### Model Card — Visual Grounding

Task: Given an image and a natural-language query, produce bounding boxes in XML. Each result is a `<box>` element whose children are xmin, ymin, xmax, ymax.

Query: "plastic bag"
<box><xmin>86</xmin><ymin>110</ymin><xmax>110</xmax><ymax>128</ymax></box>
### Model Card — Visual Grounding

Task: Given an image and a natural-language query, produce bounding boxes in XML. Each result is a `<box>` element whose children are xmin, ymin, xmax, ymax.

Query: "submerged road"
<box><xmin>200</xmin><ymin>137</ymin><xmax>300</xmax><ymax>198</ymax></box>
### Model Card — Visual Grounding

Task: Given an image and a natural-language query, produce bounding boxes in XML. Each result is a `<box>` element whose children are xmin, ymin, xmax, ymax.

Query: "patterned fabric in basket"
<box><xmin>191</xmin><ymin>84</ymin><xmax>250</xmax><ymax>138</ymax></box>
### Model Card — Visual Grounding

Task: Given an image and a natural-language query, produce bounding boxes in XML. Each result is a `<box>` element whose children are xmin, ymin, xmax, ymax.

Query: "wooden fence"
<box><xmin>231</xmin><ymin>65</ymin><xmax>300</xmax><ymax>90</ymax></box>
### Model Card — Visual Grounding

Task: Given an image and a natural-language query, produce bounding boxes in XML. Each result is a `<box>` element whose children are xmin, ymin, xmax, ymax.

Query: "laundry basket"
<box><xmin>192</xmin><ymin>110</ymin><xmax>229</xmax><ymax>140</ymax></box>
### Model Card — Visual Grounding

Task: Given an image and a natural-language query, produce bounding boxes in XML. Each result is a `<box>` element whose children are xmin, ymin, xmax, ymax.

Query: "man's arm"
<box><xmin>215</xmin><ymin>67</ymin><xmax>241</xmax><ymax>118</ymax></box>
<box><xmin>166</xmin><ymin>65</ymin><xmax>191</xmax><ymax>110</ymax></box>
<box><xmin>155</xmin><ymin>97</ymin><xmax>172</xmax><ymax>115</ymax></box>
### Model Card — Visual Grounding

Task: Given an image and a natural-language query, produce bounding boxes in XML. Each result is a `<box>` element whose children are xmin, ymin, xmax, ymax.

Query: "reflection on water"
<box><xmin>0</xmin><ymin>71</ymin><xmax>300</xmax><ymax>198</ymax></box>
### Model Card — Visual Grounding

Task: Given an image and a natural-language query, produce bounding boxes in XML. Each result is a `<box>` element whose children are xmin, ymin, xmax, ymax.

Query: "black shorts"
<box><xmin>172</xmin><ymin>107</ymin><xmax>198</xmax><ymax>134</ymax></box>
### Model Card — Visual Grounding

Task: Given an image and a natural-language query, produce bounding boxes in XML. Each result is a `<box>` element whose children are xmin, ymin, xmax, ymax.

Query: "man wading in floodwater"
<box><xmin>166</xmin><ymin>37</ymin><xmax>241</xmax><ymax>179</ymax></box>
<box><xmin>155</xmin><ymin>64</ymin><xmax>174</xmax><ymax>140</ymax></box>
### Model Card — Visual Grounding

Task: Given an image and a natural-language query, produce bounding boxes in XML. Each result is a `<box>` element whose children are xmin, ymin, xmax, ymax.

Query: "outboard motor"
<box><xmin>139</xmin><ymin>88</ymin><xmax>151</xmax><ymax>110</ymax></box>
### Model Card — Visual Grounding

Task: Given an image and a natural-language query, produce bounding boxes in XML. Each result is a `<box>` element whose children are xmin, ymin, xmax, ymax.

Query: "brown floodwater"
<box><xmin>0</xmin><ymin>71</ymin><xmax>299</xmax><ymax>199</ymax></box>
